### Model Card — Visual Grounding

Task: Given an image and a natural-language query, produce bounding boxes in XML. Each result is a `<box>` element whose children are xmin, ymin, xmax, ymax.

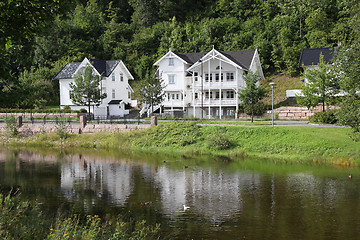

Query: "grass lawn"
<box><xmin>5</xmin><ymin>122</ymin><xmax>359</xmax><ymax>166</ymax></box>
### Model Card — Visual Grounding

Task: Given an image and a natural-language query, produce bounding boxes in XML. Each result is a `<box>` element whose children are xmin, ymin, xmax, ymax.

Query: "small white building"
<box><xmin>154</xmin><ymin>47</ymin><xmax>264</xmax><ymax>119</ymax></box>
<box><xmin>54</xmin><ymin>57</ymin><xmax>135</xmax><ymax>118</ymax></box>
<box><xmin>287</xmin><ymin>47</ymin><xmax>335</xmax><ymax>97</ymax></box>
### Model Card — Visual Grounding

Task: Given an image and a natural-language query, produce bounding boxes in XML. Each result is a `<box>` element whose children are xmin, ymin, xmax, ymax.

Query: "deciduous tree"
<box><xmin>238</xmin><ymin>71</ymin><xmax>267</xmax><ymax>122</ymax></box>
<box><xmin>297</xmin><ymin>54</ymin><xmax>339</xmax><ymax>112</ymax></box>
<box><xmin>69</xmin><ymin>64</ymin><xmax>107</xmax><ymax>115</ymax></box>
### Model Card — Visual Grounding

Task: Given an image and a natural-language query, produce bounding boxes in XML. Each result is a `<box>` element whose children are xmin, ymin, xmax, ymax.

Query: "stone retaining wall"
<box><xmin>0</xmin><ymin>112</ymin><xmax>82</xmax><ymax>118</ymax></box>
<box><xmin>0</xmin><ymin>123</ymin><xmax>151</xmax><ymax>135</ymax></box>
<box><xmin>271</xmin><ymin>106</ymin><xmax>340</xmax><ymax>119</ymax></box>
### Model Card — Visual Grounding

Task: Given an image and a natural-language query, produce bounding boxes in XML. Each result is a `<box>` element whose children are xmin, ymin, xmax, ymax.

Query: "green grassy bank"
<box><xmin>3</xmin><ymin>122</ymin><xmax>359</xmax><ymax>166</ymax></box>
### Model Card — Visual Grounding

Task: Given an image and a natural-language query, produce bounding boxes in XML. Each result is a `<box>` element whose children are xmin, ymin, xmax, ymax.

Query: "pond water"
<box><xmin>0</xmin><ymin>148</ymin><xmax>359</xmax><ymax>240</ymax></box>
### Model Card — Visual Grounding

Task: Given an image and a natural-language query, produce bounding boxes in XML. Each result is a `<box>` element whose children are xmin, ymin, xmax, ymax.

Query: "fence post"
<box><xmin>17</xmin><ymin>116</ymin><xmax>23</xmax><ymax>128</ymax></box>
<box><xmin>151</xmin><ymin>116</ymin><xmax>157</xmax><ymax>126</ymax></box>
<box><xmin>80</xmin><ymin>115</ymin><xmax>86</xmax><ymax>128</ymax></box>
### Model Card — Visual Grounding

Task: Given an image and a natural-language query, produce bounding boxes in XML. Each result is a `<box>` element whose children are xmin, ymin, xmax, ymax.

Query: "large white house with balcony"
<box><xmin>154</xmin><ymin>47</ymin><xmax>264</xmax><ymax>118</ymax></box>
<box><xmin>54</xmin><ymin>57</ymin><xmax>135</xmax><ymax>118</ymax></box>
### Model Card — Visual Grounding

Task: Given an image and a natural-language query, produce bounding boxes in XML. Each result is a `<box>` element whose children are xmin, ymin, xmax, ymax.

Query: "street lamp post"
<box><xmin>270</xmin><ymin>82</ymin><xmax>276</xmax><ymax>127</ymax></box>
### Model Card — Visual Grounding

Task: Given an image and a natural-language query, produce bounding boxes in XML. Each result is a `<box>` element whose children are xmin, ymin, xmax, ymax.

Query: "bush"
<box><xmin>206</xmin><ymin>133</ymin><xmax>232</xmax><ymax>150</ymax></box>
<box><xmin>63</xmin><ymin>105</ymin><xmax>71</xmax><ymax>110</ymax></box>
<box><xmin>310</xmin><ymin>110</ymin><xmax>338</xmax><ymax>124</ymax></box>
<box><xmin>80</xmin><ymin>108</ymin><xmax>87</xmax><ymax>113</ymax></box>
<box><xmin>4</xmin><ymin>115</ymin><xmax>18</xmax><ymax>137</ymax></box>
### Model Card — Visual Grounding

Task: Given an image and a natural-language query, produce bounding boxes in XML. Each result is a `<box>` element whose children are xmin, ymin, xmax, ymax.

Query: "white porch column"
<box><xmin>208</xmin><ymin>60</ymin><xmax>211</xmax><ymax>119</ymax></box>
<box><xmin>192</xmin><ymin>72</ymin><xmax>195</xmax><ymax>117</ymax></box>
<box><xmin>219</xmin><ymin>59</ymin><xmax>222</xmax><ymax>120</ymax></box>
<box><xmin>235</xmin><ymin>67</ymin><xmax>239</xmax><ymax>119</ymax></box>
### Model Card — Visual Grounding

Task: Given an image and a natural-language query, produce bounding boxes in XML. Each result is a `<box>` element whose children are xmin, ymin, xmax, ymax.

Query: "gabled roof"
<box><xmin>174</xmin><ymin>49</ymin><xmax>255</xmax><ymax>70</ymax></box>
<box><xmin>299</xmin><ymin>48</ymin><xmax>335</xmax><ymax>67</ymax></box>
<box><xmin>54</xmin><ymin>58</ymin><xmax>125</xmax><ymax>79</ymax></box>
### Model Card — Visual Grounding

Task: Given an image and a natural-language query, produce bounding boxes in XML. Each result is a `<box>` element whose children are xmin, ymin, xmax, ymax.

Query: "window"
<box><xmin>227</xmin><ymin>72</ymin><xmax>234</xmax><ymax>81</ymax></box>
<box><xmin>167</xmin><ymin>93</ymin><xmax>170</xmax><ymax>101</ymax></box>
<box><xmin>221</xmin><ymin>73</ymin><xmax>224</xmax><ymax>82</ymax></box>
<box><xmin>169</xmin><ymin>58</ymin><xmax>174</xmax><ymax>66</ymax></box>
<box><xmin>226</xmin><ymin>91</ymin><xmax>234</xmax><ymax>99</ymax></box>
<box><xmin>215</xmin><ymin>91</ymin><xmax>219</xmax><ymax>99</ymax></box>
<box><xmin>176</xmin><ymin>94</ymin><xmax>179</xmax><ymax>100</ymax></box>
<box><xmin>112</xmin><ymin>89</ymin><xmax>115</xmax><ymax>99</ymax></box>
<box><xmin>168</xmin><ymin>75</ymin><xmax>175</xmax><ymax>84</ymax></box>
<box><xmin>112</xmin><ymin>73</ymin><xmax>115</xmax><ymax>81</ymax></box>
<box><xmin>215</xmin><ymin>73</ymin><xmax>219</xmax><ymax>82</ymax></box>
<box><xmin>195</xmin><ymin>93</ymin><xmax>198</xmax><ymax>99</ymax></box>
<box><xmin>194</xmin><ymin>72</ymin><xmax>198</xmax><ymax>82</ymax></box>
<box><xmin>120</xmin><ymin>73</ymin><xmax>123</xmax><ymax>82</ymax></box>
<box><xmin>69</xmin><ymin>90</ymin><xmax>74</xmax><ymax>100</ymax></box>
<box><xmin>227</xmin><ymin>109</ymin><xmax>235</xmax><ymax>116</ymax></box>
<box><xmin>205</xmin><ymin>92</ymin><xmax>209</xmax><ymax>99</ymax></box>
<box><xmin>172</xmin><ymin>94</ymin><xmax>175</xmax><ymax>100</ymax></box>
<box><xmin>205</xmin><ymin>74</ymin><xmax>209</xmax><ymax>82</ymax></box>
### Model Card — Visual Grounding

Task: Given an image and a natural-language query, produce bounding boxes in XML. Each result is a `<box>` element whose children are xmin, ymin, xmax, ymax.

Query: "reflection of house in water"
<box><xmin>60</xmin><ymin>157</ymin><xmax>133</xmax><ymax>206</ymax></box>
<box><xmin>154</xmin><ymin>166</ymin><xmax>260</xmax><ymax>222</ymax></box>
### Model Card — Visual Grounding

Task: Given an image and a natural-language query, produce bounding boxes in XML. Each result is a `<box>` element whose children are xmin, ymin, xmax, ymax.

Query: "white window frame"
<box><xmin>169</xmin><ymin>58</ymin><xmax>174</xmax><ymax>66</ymax></box>
<box><xmin>112</xmin><ymin>89</ymin><xmax>115</xmax><ymax>99</ymax></box>
<box><xmin>112</xmin><ymin>73</ymin><xmax>115</xmax><ymax>81</ymax></box>
<box><xmin>168</xmin><ymin>75</ymin><xmax>175</xmax><ymax>84</ymax></box>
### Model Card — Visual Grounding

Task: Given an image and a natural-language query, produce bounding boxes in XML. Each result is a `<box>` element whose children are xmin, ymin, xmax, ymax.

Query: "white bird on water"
<box><xmin>183</xmin><ymin>205</ymin><xmax>190</xmax><ymax>211</ymax></box>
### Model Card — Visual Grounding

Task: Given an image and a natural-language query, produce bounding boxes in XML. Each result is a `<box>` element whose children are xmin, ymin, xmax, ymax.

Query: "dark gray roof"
<box><xmin>174</xmin><ymin>49</ymin><xmax>255</xmax><ymax>70</ymax></box>
<box><xmin>53</xmin><ymin>62</ymin><xmax>81</xmax><ymax>79</ymax></box>
<box><xmin>108</xmin><ymin>100</ymin><xmax>122</xmax><ymax>104</ymax></box>
<box><xmin>54</xmin><ymin>59</ymin><xmax>121</xmax><ymax>79</ymax></box>
<box><xmin>299</xmin><ymin>48</ymin><xmax>335</xmax><ymax>67</ymax></box>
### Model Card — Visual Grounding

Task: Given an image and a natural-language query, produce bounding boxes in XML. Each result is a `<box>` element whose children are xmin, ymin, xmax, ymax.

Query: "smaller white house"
<box><xmin>286</xmin><ymin>47</ymin><xmax>335</xmax><ymax>97</ymax></box>
<box><xmin>54</xmin><ymin>57</ymin><xmax>135</xmax><ymax>118</ymax></box>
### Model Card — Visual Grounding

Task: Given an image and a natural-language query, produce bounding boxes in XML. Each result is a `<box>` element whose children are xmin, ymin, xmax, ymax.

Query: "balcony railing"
<box><xmin>193</xmin><ymin>81</ymin><xmax>237</xmax><ymax>89</ymax></box>
<box><xmin>193</xmin><ymin>99</ymin><xmax>237</xmax><ymax>106</ymax></box>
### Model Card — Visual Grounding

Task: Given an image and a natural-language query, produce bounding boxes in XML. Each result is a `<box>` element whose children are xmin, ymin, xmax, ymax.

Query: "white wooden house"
<box><xmin>153</xmin><ymin>47</ymin><xmax>264</xmax><ymax>118</ymax></box>
<box><xmin>54</xmin><ymin>57</ymin><xmax>135</xmax><ymax>118</ymax></box>
<box><xmin>287</xmin><ymin>47</ymin><xmax>335</xmax><ymax>97</ymax></box>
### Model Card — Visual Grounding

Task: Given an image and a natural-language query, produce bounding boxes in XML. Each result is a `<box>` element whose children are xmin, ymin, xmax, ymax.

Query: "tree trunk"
<box><xmin>251</xmin><ymin>107</ymin><xmax>254</xmax><ymax>123</ymax></box>
<box><xmin>322</xmin><ymin>95</ymin><xmax>326</xmax><ymax>112</ymax></box>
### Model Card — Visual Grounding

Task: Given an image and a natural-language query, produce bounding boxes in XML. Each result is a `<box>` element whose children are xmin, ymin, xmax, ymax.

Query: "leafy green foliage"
<box><xmin>238</xmin><ymin>71</ymin><xmax>267</xmax><ymax>122</ymax></box>
<box><xmin>70</xmin><ymin>64</ymin><xmax>107</xmax><ymax>114</ymax></box>
<box><xmin>129</xmin><ymin>122</ymin><xmax>202</xmax><ymax>147</ymax></box>
<box><xmin>336</xmin><ymin>96</ymin><xmax>360</xmax><ymax>141</ymax></box>
<box><xmin>0</xmin><ymin>193</ymin><xmax>160</xmax><ymax>239</ymax></box>
<box><xmin>309</xmin><ymin>110</ymin><xmax>338</xmax><ymax>124</ymax></box>
<box><xmin>138</xmin><ymin>73</ymin><xmax>165</xmax><ymax>113</ymax></box>
<box><xmin>207</xmin><ymin>133</ymin><xmax>232</xmax><ymax>150</ymax></box>
<box><xmin>4</xmin><ymin>115</ymin><xmax>18</xmax><ymax>137</ymax></box>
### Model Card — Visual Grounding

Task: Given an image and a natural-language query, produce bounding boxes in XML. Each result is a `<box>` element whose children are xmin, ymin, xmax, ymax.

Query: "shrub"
<box><xmin>310</xmin><ymin>110</ymin><xmax>338</xmax><ymax>124</ymax></box>
<box><xmin>4</xmin><ymin>115</ymin><xmax>18</xmax><ymax>137</ymax></box>
<box><xmin>80</xmin><ymin>108</ymin><xmax>87</xmax><ymax>113</ymax></box>
<box><xmin>63</xmin><ymin>105</ymin><xmax>71</xmax><ymax>110</ymax></box>
<box><xmin>206</xmin><ymin>133</ymin><xmax>232</xmax><ymax>150</ymax></box>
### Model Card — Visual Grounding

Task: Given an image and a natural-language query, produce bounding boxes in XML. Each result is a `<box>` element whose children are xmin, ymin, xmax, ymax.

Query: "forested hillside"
<box><xmin>1</xmin><ymin>0</ymin><xmax>359</xmax><ymax>108</ymax></box>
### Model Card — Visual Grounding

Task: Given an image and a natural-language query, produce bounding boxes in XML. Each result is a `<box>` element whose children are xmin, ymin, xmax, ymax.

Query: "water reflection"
<box><xmin>0</xmin><ymin>148</ymin><xmax>359</xmax><ymax>240</ymax></box>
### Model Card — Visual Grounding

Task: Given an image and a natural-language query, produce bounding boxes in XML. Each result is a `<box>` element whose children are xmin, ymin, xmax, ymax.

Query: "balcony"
<box><xmin>193</xmin><ymin>99</ymin><xmax>237</xmax><ymax>106</ymax></box>
<box><xmin>193</xmin><ymin>81</ymin><xmax>237</xmax><ymax>90</ymax></box>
